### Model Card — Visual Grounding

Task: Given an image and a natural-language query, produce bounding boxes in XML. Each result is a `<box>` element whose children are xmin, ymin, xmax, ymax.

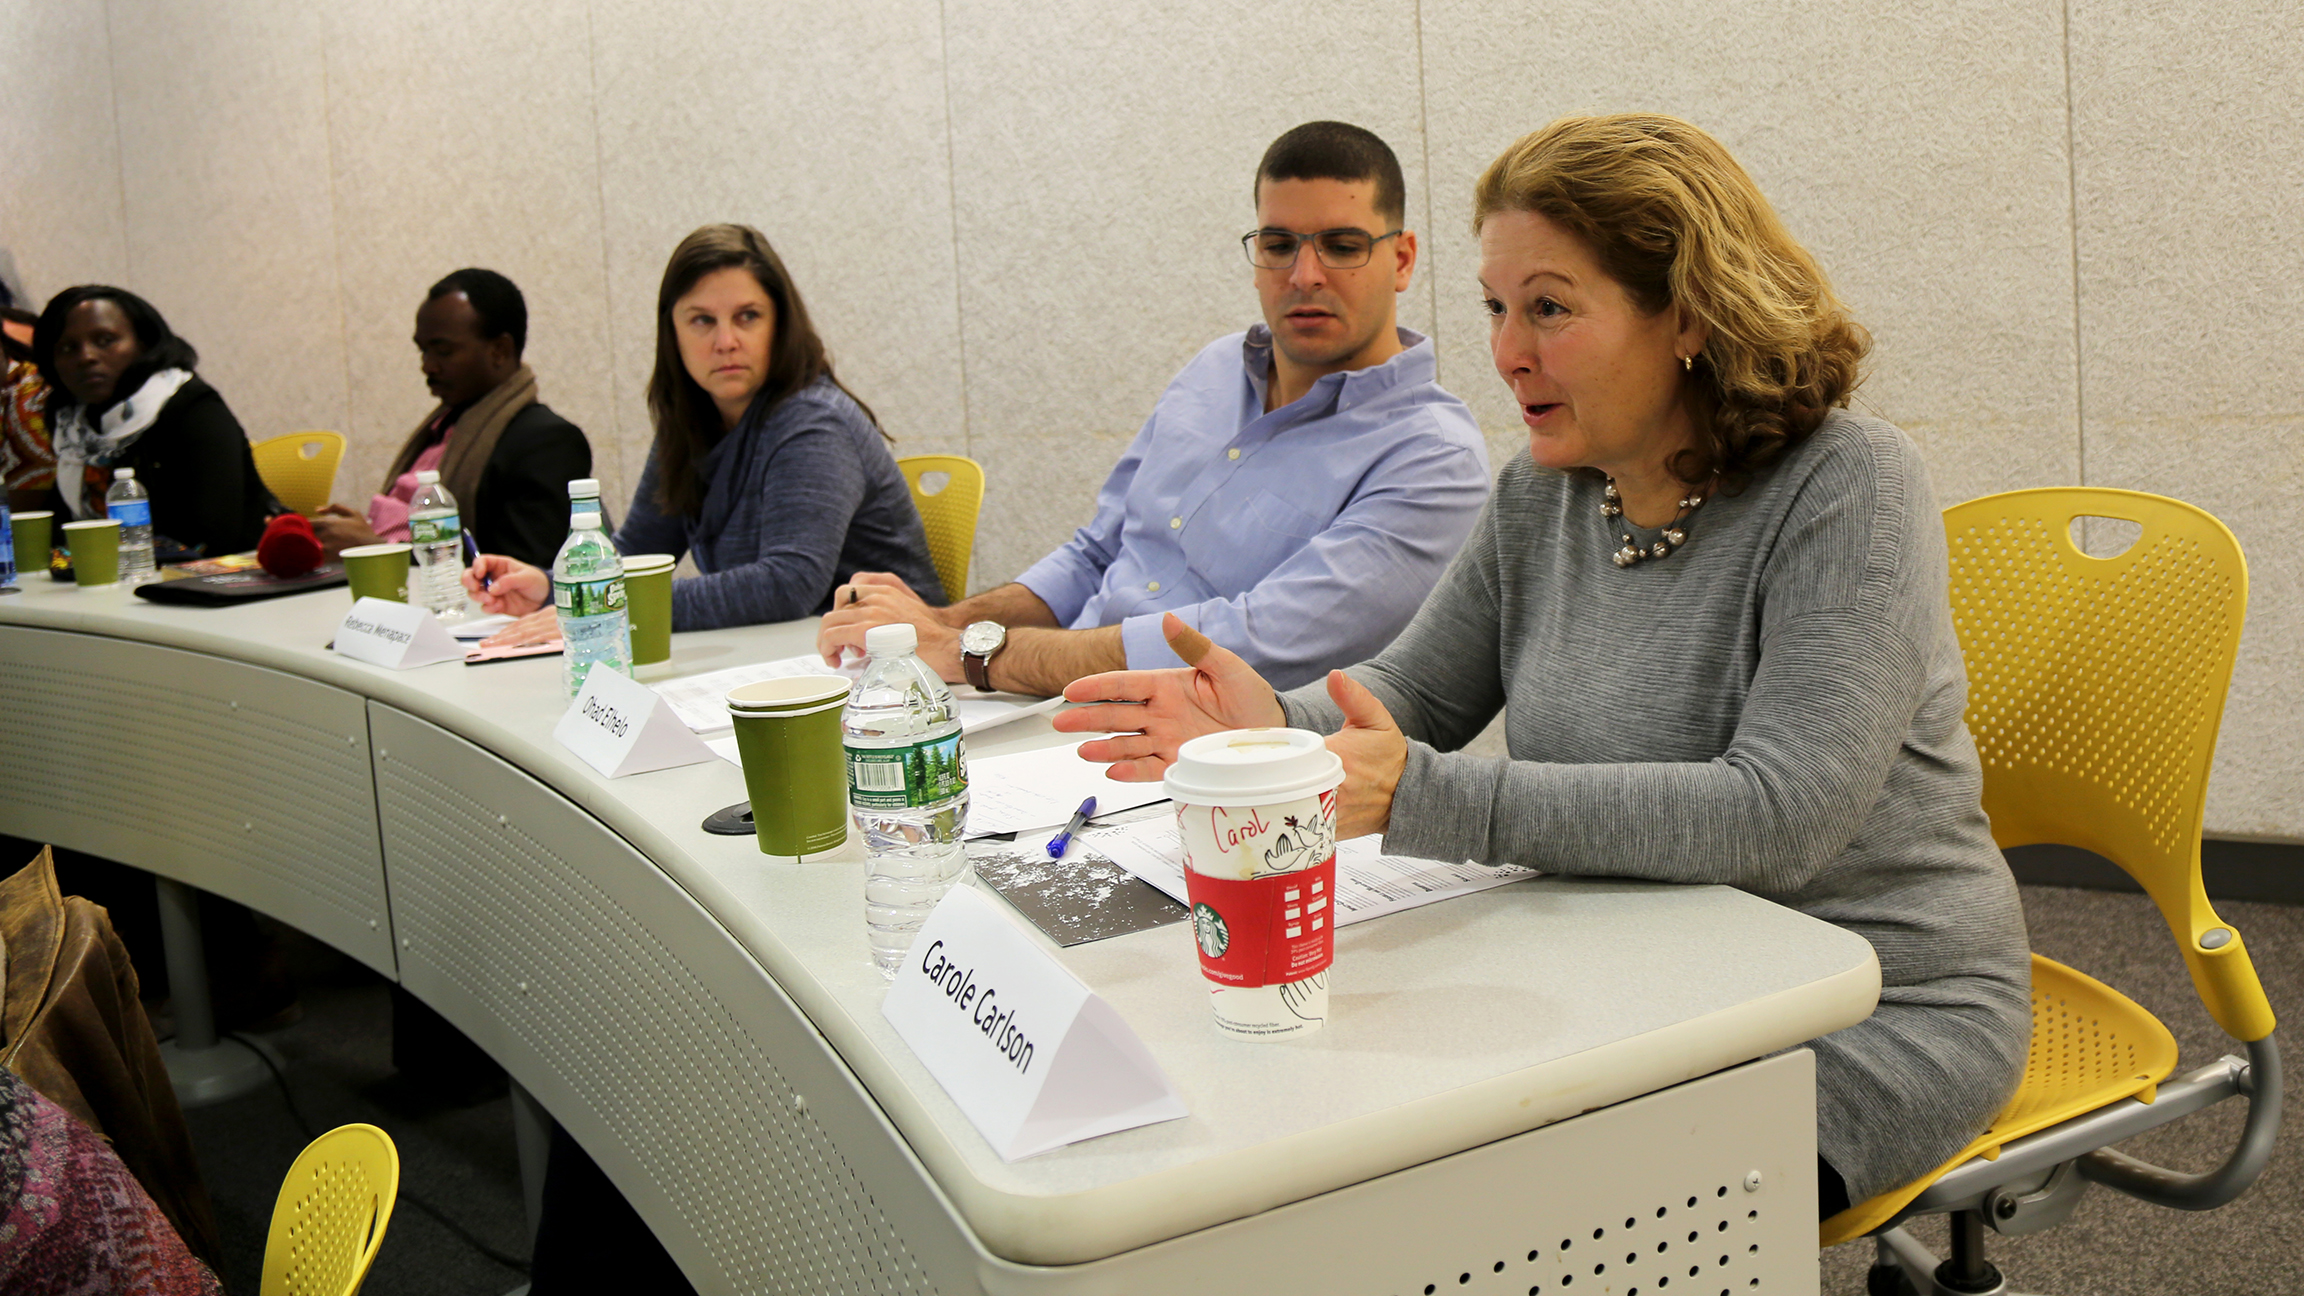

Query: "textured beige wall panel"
<box><xmin>940</xmin><ymin>0</ymin><xmax>1437</xmax><ymax>590</ymax></box>
<box><xmin>1417</xmin><ymin>0</ymin><xmax>2083</xmax><ymax>507</ymax></box>
<box><xmin>0</xmin><ymin>2</ymin><xmax>129</xmax><ymax>301</ymax></box>
<box><xmin>588</xmin><ymin>0</ymin><xmax>961</xmax><ymax>524</ymax></box>
<box><xmin>2069</xmin><ymin>0</ymin><xmax>2304</xmax><ymax>839</ymax></box>
<box><xmin>110</xmin><ymin>0</ymin><xmax>348</xmax><ymax>449</ymax></box>
<box><xmin>318</xmin><ymin>0</ymin><xmax>617</xmax><ymax>512</ymax></box>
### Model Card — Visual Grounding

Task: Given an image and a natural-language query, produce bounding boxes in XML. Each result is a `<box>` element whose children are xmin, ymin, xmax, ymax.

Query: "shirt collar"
<box><xmin>1240</xmin><ymin>324</ymin><xmax>1435</xmax><ymax>414</ymax></box>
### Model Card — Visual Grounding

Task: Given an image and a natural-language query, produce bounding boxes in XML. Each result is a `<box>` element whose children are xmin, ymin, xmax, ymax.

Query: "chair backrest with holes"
<box><xmin>896</xmin><ymin>453</ymin><xmax>985</xmax><ymax>604</ymax></box>
<box><xmin>1942</xmin><ymin>487</ymin><xmax>2272</xmax><ymax>1042</ymax></box>
<box><xmin>251</xmin><ymin>430</ymin><xmax>348</xmax><ymax>517</ymax></box>
<box><xmin>260</xmin><ymin>1123</ymin><xmax>399</xmax><ymax>1296</ymax></box>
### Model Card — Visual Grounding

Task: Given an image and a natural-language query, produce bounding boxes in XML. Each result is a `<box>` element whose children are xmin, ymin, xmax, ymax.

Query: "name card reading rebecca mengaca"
<box><xmin>883</xmin><ymin>884</ymin><xmax>1186</xmax><ymax>1162</ymax></box>
<box><xmin>332</xmin><ymin>598</ymin><xmax>464</xmax><ymax>669</ymax></box>
<box><xmin>551</xmin><ymin>662</ymin><xmax>717</xmax><ymax>778</ymax></box>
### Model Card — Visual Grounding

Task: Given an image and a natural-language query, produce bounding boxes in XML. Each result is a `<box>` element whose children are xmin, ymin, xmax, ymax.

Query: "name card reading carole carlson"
<box><xmin>551</xmin><ymin>662</ymin><xmax>717</xmax><ymax>778</ymax></box>
<box><xmin>332</xmin><ymin>598</ymin><xmax>463</xmax><ymax>669</ymax></box>
<box><xmin>883</xmin><ymin>884</ymin><xmax>1186</xmax><ymax>1161</ymax></box>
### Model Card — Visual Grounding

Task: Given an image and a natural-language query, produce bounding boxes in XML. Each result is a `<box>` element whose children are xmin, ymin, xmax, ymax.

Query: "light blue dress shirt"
<box><xmin>1015</xmin><ymin>325</ymin><xmax>1490</xmax><ymax>690</ymax></box>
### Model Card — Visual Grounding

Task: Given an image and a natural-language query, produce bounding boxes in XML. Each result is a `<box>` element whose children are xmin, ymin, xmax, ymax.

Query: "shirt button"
<box><xmin>1227</xmin><ymin>448</ymin><xmax>1240</xmax><ymax>460</ymax></box>
<box><xmin>1147</xmin><ymin>580</ymin><xmax>1161</xmax><ymax>592</ymax></box>
<box><xmin>1169</xmin><ymin>516</ymin><xmax>1182</xmax><ymax>529</ymax></box>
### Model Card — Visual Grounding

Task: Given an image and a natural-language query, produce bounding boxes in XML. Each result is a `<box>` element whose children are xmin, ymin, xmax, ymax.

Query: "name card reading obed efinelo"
<box><xmin>332</xmin><ymin>597</ymin><xmax>464</xmax><ymax>669</ymax></box>
<box><xmin>882</xmin><ymin>884</ymin><xmax>1186</xmax><ymax>1162</ymax></box>
<box><xmin>552</xmin><ymin>661</ymin><xmax>717</xmax><ymax>778</ymax></box>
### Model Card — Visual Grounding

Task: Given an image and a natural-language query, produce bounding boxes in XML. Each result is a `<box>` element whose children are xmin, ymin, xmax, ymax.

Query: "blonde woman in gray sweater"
<box><xmin>1057</xmin><ymin>114</ymin><xmax>2030</xmax><ymax>1217</ymax></box>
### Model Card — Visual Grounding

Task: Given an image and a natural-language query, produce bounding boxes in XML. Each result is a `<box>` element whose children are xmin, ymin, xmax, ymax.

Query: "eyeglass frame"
<box><xmin>1239</xmin><ymin>225</ymin><xmax>1404</xmax><ymax>270</ymax></box>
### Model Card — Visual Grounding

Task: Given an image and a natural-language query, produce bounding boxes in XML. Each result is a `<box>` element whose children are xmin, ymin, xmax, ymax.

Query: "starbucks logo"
<box><xmin>1192</xmin><ymin>902</ymin><xmax>1229</xmax><ymax>958</ymax></box>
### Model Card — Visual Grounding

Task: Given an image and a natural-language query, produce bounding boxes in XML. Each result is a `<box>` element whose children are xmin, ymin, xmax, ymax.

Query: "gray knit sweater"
<box><xmin>1280</xmin><ymin>410</ymin><xmax>2030</xmax><ymax>1202</ymax></box>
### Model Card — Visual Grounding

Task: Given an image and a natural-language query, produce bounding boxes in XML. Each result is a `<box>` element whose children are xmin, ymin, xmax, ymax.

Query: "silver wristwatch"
<box><xmin>960</xmin><ymin>621</ymin><xmax>1008</xmax><ymax>692</ymax></box>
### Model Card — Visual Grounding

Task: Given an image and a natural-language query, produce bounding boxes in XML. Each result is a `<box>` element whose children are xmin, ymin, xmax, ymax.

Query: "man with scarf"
<box><xmin>313</xmin><ymin>268</ymin><xmax>592</xmax><ymax>568</ymax></box>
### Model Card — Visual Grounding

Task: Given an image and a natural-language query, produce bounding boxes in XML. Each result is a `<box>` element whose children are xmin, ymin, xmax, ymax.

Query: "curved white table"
<box><xmin>0</xmin><ymin>573</ymin><xmax>1879</xmax><ymax>1295</ymax></box>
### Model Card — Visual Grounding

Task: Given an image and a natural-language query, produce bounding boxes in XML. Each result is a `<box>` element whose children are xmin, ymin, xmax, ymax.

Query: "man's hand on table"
<box><xmin>817</xmin><ymin>571</ymin><xmax>965</xmax><ymax>680</ymax></box>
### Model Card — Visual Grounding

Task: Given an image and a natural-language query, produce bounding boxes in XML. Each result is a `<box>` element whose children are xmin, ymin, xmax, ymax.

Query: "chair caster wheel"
<box><xmin>1868</xmin><ymin>1263</ymin><xmax>1919</xmax><ymax>1296</ymax></box>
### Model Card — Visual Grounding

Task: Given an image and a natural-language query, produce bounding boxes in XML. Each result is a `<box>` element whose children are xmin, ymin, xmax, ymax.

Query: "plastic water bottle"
<box><xmin>106</xmin><ymin>468</ymin><xmax>156</xmax><ymax>586</ymax></box>
<box><xmin>0</xmin><ymin>502</ymin><xmax>15</xmax><ymax>590</ymax></box>
<box><xmin>550</xmin><ymin>478</ymin><xmax>630</xmax><ymax>697</ymax></box>
<box><xmin>407</xmin><ymin>469</ymin><xmax>465</xmax><ymax>622</ymax></box>
<box><xmin>845</xmin><ymin>623</ymin><xmax>971</xmax><ymax>977</ymax></box>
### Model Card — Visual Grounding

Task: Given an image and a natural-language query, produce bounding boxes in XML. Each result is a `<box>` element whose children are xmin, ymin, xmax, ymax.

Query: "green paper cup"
<box><xmin>12</xmin><ymin>510</ymin><xmax>53</xmax><ymax>578</ymax></box>
<box><xmin>727</xmin><ymin>675</ymin><xmax>853</xmax><ymax>857</ymax></box>
<box><xmin>622</xmin><ymin>553</ymin><xmax>676</xmax><ymax>665</ymax></box>
<box><xmin>61</xmin><ymin>519</ymin><xmax>122</xmax><ymax>588</ymax></box>
<box><xmin>341</xmin><ymin>542</ymin><xmax>413</xmax><ymax>603</ymax></box>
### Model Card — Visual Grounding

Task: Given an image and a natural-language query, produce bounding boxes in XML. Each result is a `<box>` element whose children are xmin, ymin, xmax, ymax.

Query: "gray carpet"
<box><xmin>176</xmin><ymin>883</ymin><xmax>2298</xmax><ymax>1295</ymax></box>
<box><xmin>1819</xmin><ymin>885</ymin><xmax>2304</xmax><ymax>1295</ymax></box>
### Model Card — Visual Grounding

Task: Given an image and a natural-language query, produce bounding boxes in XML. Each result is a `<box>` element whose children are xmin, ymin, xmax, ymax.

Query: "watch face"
<box><xmin>961</xmin><ymin>621</ymin><xmax>1006</xmax><ymax>655</ymax></box>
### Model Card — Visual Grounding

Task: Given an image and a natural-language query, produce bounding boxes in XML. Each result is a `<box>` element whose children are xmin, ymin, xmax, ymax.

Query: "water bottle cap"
<box><xmin>567</xmin><ymin>478</ymin><xmax>601</xmax><ymax>499</ymax></box>
<box><xmin>864</xmin><ymin>623</ymin><xmax>917</xmax><ymax>657</ymax></box>
<box><xmin>113</xmin><ymin>467</ymin><xmax>134</xmax><ymax>480</ymax></box>
<box><xmin>415</xmin><ymin>469</ymin><xmax>440</xmax><ymax>485</ymax></box>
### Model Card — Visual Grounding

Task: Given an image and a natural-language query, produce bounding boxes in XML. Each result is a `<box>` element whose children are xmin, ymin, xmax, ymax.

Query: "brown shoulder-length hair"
<box><xmin>1473</xmin><ymin>114</ymin><xmax>1869</xmax><ymax>490</ymax></box>
<box><xmin>645</xmin><ymin>223</ymin><xmax>883</xmax><ymax>517</ymax></box>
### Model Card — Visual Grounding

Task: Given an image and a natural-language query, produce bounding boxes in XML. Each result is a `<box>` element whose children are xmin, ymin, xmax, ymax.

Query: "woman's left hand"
<box><xmin>1324</xmin><ymin>669</ymin><xmax>1407</xmax><ymax>840</ymax></box>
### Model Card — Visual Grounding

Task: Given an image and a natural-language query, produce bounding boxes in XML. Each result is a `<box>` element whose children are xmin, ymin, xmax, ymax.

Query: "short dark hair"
<box><xmin>1256</xmin><ymin>121</ymin><xmax>1407</xmax><ymax>228</ymax></box>
<box><xmin>427</xmin><ymin>268</ymin><xmax>528</xmax><ymax>357</ymax></box>
<box><xmin>33</xmin><ymin>285</ymin><xmax>199</xmax><ymax>409</ymax></box>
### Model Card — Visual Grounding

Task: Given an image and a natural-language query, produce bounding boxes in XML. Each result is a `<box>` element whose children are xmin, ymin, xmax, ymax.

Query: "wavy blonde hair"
<box><xmin>1473</xmin><ymin>114</ymin><xmax>1869</xmax><ymax>488</ymax></box>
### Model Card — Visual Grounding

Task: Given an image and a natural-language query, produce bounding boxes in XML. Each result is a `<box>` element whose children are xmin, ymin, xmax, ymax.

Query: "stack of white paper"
<box><xmin>1085</xmin><ymin>815</ymin><xmax>1535</xmax><ymax>925</ymax></box>
<box><xmin>963</xmin><ymin>740</ymin><xmax>1171</xmax><ymax>836</ymax></box>
<box><xmin>654</xmin><ymin>653</ymin><xmax>1063</xmax><ymax>738</ymax></box>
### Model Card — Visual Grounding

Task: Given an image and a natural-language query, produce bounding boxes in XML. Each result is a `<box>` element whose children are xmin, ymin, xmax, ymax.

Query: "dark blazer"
<box><xmin>469</xmin><ymin>403</ymin><xmax>592</xmax><ymax>569</ymax></box>
<box><xmin>112</xmin><ymin>376</ymin><xmax>272</xmax><ymax>556</ymax></box>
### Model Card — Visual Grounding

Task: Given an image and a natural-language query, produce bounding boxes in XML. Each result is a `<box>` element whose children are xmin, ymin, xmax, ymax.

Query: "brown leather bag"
<box><xmin>1</xmin><ymin>846</ymin><xmax>224</xmax><ymax>1271</ymax></box>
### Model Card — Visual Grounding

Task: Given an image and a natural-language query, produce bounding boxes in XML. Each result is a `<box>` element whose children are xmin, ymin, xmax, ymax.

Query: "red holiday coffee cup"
<box><xmin>1162</xmin><ymin>728</ymin><xmax>1343</xmax><ymax>1039</ymax></box>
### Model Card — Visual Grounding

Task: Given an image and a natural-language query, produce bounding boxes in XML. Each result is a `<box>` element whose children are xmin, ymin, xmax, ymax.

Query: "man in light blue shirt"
<box><xmin>820</xmin><ymin>122</ymin><xmax>1489</xmax><ymax>695</ymax></box>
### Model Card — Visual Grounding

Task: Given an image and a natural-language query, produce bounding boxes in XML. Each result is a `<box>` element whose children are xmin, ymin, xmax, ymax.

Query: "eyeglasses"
<box><xmin>1240</xmin><ymin>226</ymin><xmax>1402</xmax><ymax>270</ymax></box>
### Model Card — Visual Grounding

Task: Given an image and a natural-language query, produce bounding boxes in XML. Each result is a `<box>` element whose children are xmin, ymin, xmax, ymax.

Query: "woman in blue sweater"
<box><xmin>469</xmin><ymin>224</ymin><xmax>939</xmax><ymax>630</ymax></box>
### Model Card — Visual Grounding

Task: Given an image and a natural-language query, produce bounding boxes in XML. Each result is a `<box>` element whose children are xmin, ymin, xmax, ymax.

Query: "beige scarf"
<box><xmin>380</xmin><ymin>364</ymin><xmax>539</xmax><ymax>513</ymax></box>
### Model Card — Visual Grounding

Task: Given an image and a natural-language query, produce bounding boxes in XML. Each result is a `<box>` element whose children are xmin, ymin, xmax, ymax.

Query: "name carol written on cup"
<box><xmin>917</xmin><ymin>940</ymin><xmax>1036</xmax><ymax>1075</ymax></box>
<box><xmin>579</xmin><ymin>696</ymin><xmax>630</xmax><ymax>738</ymax></box>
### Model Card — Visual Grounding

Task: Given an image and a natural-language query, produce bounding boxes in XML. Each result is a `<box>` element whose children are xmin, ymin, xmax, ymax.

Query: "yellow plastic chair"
<box><xmin>896</xmin><ymin>453</ymin><xmax>985</xmax><ymax>603</ymax></box>
<box><xmin>261</xmin><ymin>1123</ymin><xmax>400</xmax><ymax>1296</ymax></box>
<box><xmin>252</xmin><ymin>430</ymin><xmax>348</xmax><ymax>517</ymax></box>
<box><xmin>1831</xmin><ymin>488</ymin><xmax>2281</xmax><ymax>1294</ymax></box>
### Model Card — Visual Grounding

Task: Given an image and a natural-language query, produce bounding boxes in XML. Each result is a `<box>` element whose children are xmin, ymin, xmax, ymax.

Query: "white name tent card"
<box><xmin>553</xmin><ymin>662</ymin><xmax>718</xmax><ymax>778</ymax></box>
<box><xmin>332</xmin><ymin>598</ymin><xmax>464</xmax><ymax>670</ymax></box>
<box><xmin>882</xmin><ymin>884</ymin><xmax>1186</xmax><ymax>1161</ymax></box>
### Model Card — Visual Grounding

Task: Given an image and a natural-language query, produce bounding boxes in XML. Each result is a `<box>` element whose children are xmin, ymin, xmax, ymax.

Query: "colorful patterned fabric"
<box><xmin>0</xmin><ymin>1065</ymin><xmax>221</xmax><ymax>1296</ymax></box>
<box><xmin>2</xmin><ymin>360</ymin><xmax>54</xmax><ymax>491</ymax></box>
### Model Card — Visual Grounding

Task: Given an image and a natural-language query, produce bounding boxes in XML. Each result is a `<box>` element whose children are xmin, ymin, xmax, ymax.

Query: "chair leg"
<box><xmin>1933</xmin><ymin>1210</ymin><xmax>2007</xmax><ymax>1294</ymax></box>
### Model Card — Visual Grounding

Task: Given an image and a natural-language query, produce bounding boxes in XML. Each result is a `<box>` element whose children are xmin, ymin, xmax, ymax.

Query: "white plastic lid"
<box><xmin>112</xmin><ymin>467</ymin><xmax>134</xmax><ymax>480</ymax></box>
<box><xmin>726</xmin><ymin>675</ymin><xmax>852</xmax><ymax>714</ymax></box>
<box><xmin>865</xmin><ymin>623</ymin><xmax>917</xmax><ymax>657</ymax></box>
<box><xmin>415</xmin><ymin>469</ymin><xmax>440</xmax><ymax>485</ymax></box>
<box><xmin>1164</xmin><ymin>728</ymin><xmax>1344</xmax><ymax>805</ymax></box>
<box><xmin>567</xmin><ymin>478</ymin><xmax>601</xmax><ymax>499</ymax></box>
<box><xmin>620</xmin><ymin>552</ymin><xmax>677</xmax><ymax>575</ymax></box>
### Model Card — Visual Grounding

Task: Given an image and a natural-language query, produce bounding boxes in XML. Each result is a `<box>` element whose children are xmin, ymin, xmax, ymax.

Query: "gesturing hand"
<box><xmin>1325</xmin><ymin>669</ymin><xmax>1406</xmax><ymax>839</ymax></box>
<box><xmin>1053</xmin><ymin>614</ymin><xmax>1284</xmax><ymax>781</ymax></box>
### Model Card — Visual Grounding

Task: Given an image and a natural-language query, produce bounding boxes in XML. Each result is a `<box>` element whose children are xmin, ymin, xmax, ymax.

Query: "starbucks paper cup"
<box><xmin>727</xmin><ymin>675</ymin><xmax>853</xmax><ymax>857</ymax></box>
<box><xmin>1163</xmin><ymin>728</ymin><xmax>1344</xmax><ymax>1040</ymax></box>
<box><xmin>622</xmin><ymin>553</ymin><xmax>676</xmax><ymax>665</ymax></box>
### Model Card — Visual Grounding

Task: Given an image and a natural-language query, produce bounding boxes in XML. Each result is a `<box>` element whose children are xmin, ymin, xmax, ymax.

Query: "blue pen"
<box><xmin>1047</xmin><ymin>796</ymin><xmax>1097</xmax><ymax>859</ymax></box>
<box><xmin>460</xmin><ymin>528</ymin><xmax>492</xmax><ymax>590</ymax></box>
